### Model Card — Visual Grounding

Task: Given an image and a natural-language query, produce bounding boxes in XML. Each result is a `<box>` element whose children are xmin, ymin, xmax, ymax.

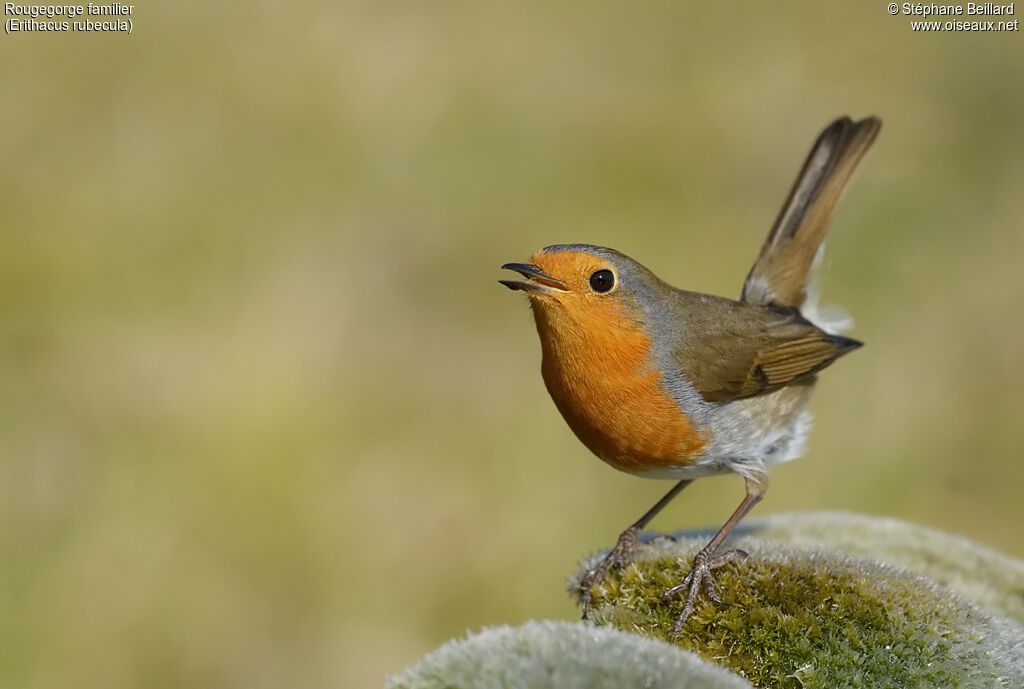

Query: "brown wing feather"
<box><xmin>672</xmin><ymin>301</ymin><xmax>861</xmax><ymax>403</ymax></box>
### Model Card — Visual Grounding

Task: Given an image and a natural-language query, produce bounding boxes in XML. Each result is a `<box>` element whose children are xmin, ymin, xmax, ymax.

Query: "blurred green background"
<box><xmin>2</xmin><ymin>2</ymin><xmax>1022</xmax><ymax>687</ymax></box>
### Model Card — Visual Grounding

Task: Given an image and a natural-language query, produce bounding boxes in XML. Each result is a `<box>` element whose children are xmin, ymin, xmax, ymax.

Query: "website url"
<box><xmin>911</xmin><ymin>18</ymin><xmax>1020</xmax><ymax>28</ymax></box>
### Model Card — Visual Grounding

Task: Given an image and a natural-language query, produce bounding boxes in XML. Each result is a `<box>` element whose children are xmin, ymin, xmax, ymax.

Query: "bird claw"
<box><xmin>703</xmin><ymin>573</ymin><xmax>724</xmax><ymax>605</ymax></box>
<box><xmin>579</xmin><ymin>526</ymin><xmax>640</xmax><ymax>619</ymax></box>
<box><xmin>665</xmin><ymin>547</ymin><xmax>748</xmax><ymax>637</ymax></box>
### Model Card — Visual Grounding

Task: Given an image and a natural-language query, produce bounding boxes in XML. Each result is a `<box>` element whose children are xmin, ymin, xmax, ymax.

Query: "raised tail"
<box><xmin>741</xmin><ymin>116</ymin><xmax>881</xmax><ymax>308</ymax></box>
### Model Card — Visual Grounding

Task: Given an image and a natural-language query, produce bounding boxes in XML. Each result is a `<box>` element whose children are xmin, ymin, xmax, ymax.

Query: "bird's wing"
<box><xmin>672</xmin><ymin>303</ymin><xmax>861</xmax><ymax>403</ymax></box>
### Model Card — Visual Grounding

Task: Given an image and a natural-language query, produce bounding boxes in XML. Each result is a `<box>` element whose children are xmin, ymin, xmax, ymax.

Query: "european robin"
<box><xmin>500</xmin><ymin>116</ymin><xmax>881</xmax><ymax>635</ymax></box>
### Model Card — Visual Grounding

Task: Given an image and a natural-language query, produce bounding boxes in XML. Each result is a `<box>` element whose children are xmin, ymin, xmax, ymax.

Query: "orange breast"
<box><xmin>532</xmin><ymin>301</ymin><xmax>708</xmax><ymax>473</ymax></box>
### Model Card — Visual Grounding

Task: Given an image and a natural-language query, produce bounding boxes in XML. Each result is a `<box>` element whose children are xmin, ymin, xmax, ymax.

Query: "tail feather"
<box><xmin>741</xmin><ymin>116</ymin><xmax>881</xmax><ymax>309</ymax></box>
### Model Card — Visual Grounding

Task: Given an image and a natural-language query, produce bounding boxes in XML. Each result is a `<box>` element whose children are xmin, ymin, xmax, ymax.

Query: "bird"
<box><xmin>499</xmin><ymin>116</ymin><xmax>881</xmax><ymax>636</ymax></box>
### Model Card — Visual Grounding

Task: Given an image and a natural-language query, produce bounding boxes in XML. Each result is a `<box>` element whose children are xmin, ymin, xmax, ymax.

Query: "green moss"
<box><xmin>577</xmin><ymin>538</ymin><xmax>1023</xmax><ymax>688</ymax></box>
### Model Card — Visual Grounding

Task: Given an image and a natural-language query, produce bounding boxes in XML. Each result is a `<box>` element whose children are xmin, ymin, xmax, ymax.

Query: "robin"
<box><xmin>500</xmin><ymin>116</ymin><xmax>881</xmax><ymax>635</ymax></box>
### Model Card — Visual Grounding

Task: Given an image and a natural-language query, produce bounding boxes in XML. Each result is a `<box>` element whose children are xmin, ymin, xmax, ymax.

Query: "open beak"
<box><xmin>499</xmin><ymin>263</ymin><xmax>568</xmax><ymax>295</ymax></box>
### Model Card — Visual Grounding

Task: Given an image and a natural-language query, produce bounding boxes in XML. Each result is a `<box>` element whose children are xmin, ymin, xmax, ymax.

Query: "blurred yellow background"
<box><xmin>2</xmin><ymin>2</ymin><xmax>1022</xmax><ymax>688</ymax></box>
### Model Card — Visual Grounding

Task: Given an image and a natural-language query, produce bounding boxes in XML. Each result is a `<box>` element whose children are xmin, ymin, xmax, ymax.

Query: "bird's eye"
<box><xmin>588</xmin><ymin>269</ymin><xmax>615</xmax><ymax>293</ymax></box>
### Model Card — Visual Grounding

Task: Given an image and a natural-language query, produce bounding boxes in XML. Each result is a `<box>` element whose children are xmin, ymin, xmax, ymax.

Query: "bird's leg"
<box><xmin>663</xmin><ymin>477</ymin><xmax>766</xmax><ymax>637</ymax></box>
<box><xmin>579</xmin><ymin>478</ymin><xmax>693</xmax><ymax>619</ymax></box>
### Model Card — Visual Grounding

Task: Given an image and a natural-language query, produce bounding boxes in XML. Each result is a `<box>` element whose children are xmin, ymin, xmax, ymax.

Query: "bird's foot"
<box><xmin>663</xmin><ymin>546</ymin><xmax>748</xmax><ymax>638</ymax></box>
<box><xmin>578</xmin><ymin>525</ymin><xmax>641</xmax><ymax>619</ymax></box>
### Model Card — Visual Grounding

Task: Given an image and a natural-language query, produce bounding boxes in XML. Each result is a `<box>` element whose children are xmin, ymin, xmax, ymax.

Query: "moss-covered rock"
<box><xmin>387</xmin><ymin>620</ymin><xmax>754</xmax><ymax>689</ymax></box>
<box><xmin>735</xmin><ymin>511</ymin><xmax>1024</xmax><ymax>624</ymax></box>
<box><xmin>392</xmin><ymin>513</ymin><xmax>1024</xmax><ymax>688</ymax></box>
<box><xmin>572</xmin><ymin>513</ymin><xmax>1024</xmax><ymax>688</ymax></box>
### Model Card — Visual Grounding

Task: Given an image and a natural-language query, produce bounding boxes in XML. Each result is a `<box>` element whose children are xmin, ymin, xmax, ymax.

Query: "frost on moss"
<box><xmin>737</xmin><ymin>511</ymin><xmax>1024</xmax><ymax>624</ymax></box>
<box><xmin>387</xmin><ymin>620</ymin><xmax>753</xmax><ymax>689</ymax></box>
<box><xmin>571</xmin><ymin>512</ymin><xmax>1024</xmax><ymax>689</ymax></box>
